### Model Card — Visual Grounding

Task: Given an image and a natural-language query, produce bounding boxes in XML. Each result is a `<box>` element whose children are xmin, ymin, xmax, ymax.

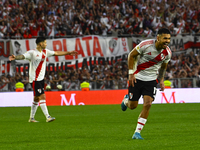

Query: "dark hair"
<box><xmin>36</xmin><ymin>37</ymin><xmax>46</xmax><ymax>45</ymax></box>
<box><xmin>157</xmin><ymin>28</ymin><xmax>171</xmax><ymax>35</ymax></box>
<box><xmin>165</xmin><ymin>76</ymin><xmax>170</xmax><ymax>80</ymax></box>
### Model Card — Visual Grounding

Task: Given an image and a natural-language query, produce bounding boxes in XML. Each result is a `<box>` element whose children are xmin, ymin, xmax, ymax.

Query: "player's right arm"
<box><xmin>128</xmin><ymin>47</ymin><xmax>140</xmax><ymax>87</ymax></box>
<box><xmin>9</xmin><ymin>51</ymin><xmax>32</xmax><ymax>61</ymax></box>
<box><xmin>9</xmin><ymin>54</ymin><xmax>25</xmax><ymax>61</ymax></box>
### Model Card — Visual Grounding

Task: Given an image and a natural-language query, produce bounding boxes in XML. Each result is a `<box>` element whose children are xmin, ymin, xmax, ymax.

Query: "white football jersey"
<box><xmin>23</xmin><ymin>49</ymin><xmax>55</xmax><ymax>83</ymax></box>
<box><xmin>134</xmin><ymin>39</ymin><xmax>171</xmax><ymax>81</ymax></box>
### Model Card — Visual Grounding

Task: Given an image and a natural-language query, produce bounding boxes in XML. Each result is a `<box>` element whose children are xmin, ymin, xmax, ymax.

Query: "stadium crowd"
<box><xmin>0</xmin><ymin>0</ymin><xmax>199</xmax><ymax>39</ymax></box>
<box><xmin>1</xmin><ymin>49</ymin><xmax>200</xmax><ymax>92</ymax></box>
<box><xmin>0</xmin><ymin>0</ymin><xmax>200</xmax><ymax>91</ymax></box>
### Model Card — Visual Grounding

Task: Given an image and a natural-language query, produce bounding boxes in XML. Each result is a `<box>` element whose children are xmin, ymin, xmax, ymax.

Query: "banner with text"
<box><xmin>0</xmin><ymin>88</ymin><xmax>199</xmax><ymax>107</ymax></box>
<box><xmin>0</xmin><ymin>40</ymin><xmax>10</xmax><ymax>60</ymax></box>
<box><xmin>11</xmin><ymin>36</ymin><xmax>129</xmax><ymax>72</ymax></box>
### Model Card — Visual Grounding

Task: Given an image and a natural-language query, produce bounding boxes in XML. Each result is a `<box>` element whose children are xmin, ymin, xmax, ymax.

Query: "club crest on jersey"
<box><xmin>38</xmin><ymin>89</ymin><xmax>41</xmax><ymax>93</ymax></box>
<box><xmin>160</xmin><ymin>53</ymin><xmax>166</xmax><ymax>60</ymax></box>
<box><xmin>129</xmin><ymin>93</ymin><xmax>133</xmax><ymax>99</ymax></box>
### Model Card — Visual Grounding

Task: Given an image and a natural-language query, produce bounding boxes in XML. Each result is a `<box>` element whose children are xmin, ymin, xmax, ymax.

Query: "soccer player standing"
<box><xmin>121</xmin><ymin>28</ymin><xmax>172</xmax><ymax>139</ymax></box>
<box><xmin>9</xmin><ymin>37</ymin><xmax>78</xmax><ymax>122</ymax></box>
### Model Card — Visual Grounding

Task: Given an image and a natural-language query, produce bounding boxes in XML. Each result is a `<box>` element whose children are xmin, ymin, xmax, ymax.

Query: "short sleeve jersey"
<box><xmin>134</xmin><ymin>39</ymin><xmax>172</xmax><ymax>81</ymax></box>
<box><xmin>23</xmin><ymin>49</ymin><xmax>55</xmax><ymax>83</ymax></box>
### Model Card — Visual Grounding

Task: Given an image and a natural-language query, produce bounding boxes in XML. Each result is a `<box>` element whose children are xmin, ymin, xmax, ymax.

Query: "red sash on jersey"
<box><xmin>113</xmin><ymin>23</ymin><xmax>117</xmax><ymax>29</ymax></box>
<box><xmin>155</xmin><ymin>23</ymin><xmax>160</xmax><ymax>29</ymax></box>
<box><xmin>145</xmin><ymin>30</ymin><xmax>150</xmax><ymax>37</ymax></box>
<box><xmin>1</xmin><ymin>26</ymin><xmax>6</xmax><ymax>32</ymax></box>
<box><xmin>133</xmin><ymin>49</ymin><xmax>168</xmax><ymax>75</ymax></box>
<box><xmin>48</xmin><ymin>28</ymin><xmax>52</xmax><ymax>36</ymax></box>
<box><xmin>35</xmin><ymin>50</ymin><xmax>46</xmax><ymax>81</ymax></box>
<box><xmin>0</xmin><ymin>83</ymin><xmax>7</xmax><ymax>89</ymax></box>
<box><xmin>169</xmin><ymin>23</ymin><xmax>173</xmax><ymax>28</ymax></box>
<box><xmin>123</xmin><ymin>20</ymin><xmax>127</xmax><ymax>26</ymax></box>
<box><xmin>176</xmin><ymin>28</ymin><xmax>181</xmax><ymax>36</ymax></box>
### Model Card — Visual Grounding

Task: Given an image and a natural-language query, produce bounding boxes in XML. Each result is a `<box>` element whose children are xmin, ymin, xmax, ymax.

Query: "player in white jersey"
<box><xmin>121</xmin><ymin>28</ymin><xmax>172</xmax><ymax>139</ymax></box>
<box><xmin>9</xmin><ymin>37</ymin><xmax>78</xmax><ymax>123</ymax></box>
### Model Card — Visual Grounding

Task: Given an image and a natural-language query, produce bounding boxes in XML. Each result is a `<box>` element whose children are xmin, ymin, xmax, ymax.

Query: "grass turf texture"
<box><xmin>0</xmin><ymin>103</ymin><xmax>200</xmax><ymax>150</ymax></box>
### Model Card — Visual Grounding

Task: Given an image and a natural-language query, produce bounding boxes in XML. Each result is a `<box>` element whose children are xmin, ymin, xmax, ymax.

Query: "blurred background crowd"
<box><xmin>1</xmin><ymin>50</ymin><xmax>200</xmax><ymax>91</ymax></box>
<box><xmin>0</xmin><ymin>0</ymin><xmax>200</xmax><ymax>91</ymax></box>
<box><xmin>0</xmin><ymin>0</ymin><xmax>199</xmax><ymax>39</ymax></box>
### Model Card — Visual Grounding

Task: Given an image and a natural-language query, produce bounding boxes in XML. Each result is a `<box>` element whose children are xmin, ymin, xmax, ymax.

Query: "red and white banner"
<box><xmin>0</xmin><ymin>60</ymin><xmax>10</xmax><ymax>74</ymax></box>
<box><xmin>0</xmin><ymin>35</ymin><xmax>199</xmax><ymax>74</ymax></box>
<box><xmin>11</xmin><ymin>36</ymin><xmax>129</xmax><ymax>72</ymax></box>
<box><xmin>11</xmin><ymin>36</ymin><xmax>129</xmax><ymax>62</ymax></box>
<box><xmin>0</xmin><ymin>40</ymin><xmax>10</xmax><ymax>60</ymax></box>
<box><xmin>0</xmin><ymin>88</ymin><xmax>199</xmax><ymax>107</ymax></box>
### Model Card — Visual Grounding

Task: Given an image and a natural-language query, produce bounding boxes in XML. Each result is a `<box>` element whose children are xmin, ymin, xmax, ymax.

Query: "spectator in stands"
<box><xmin>68</xmin><ymin>76</ymin><xmax>79</xmax><ymax>91</ymax></box>
<box><xmin>23</xmin><ymin>30</ymin><xmax>32</xmax><ymax>39</ymax></box>
<box><xmin>80</xmin><ymin>80</ymin><xmax>90</xmax><ymax>91</ymax></box>
<box><xmin>49</xmin><ymin>71</ymin><xmax>56</xmax><ymax>89</ymax></box>
<box><xmin>29</xmin><ymin>24</ymin><xmax>40</xmax><ymax>37</ymax></box>
<box><xmin>57</xmin><ymin>84</ymin><xmax>63</xmax><ymax>91</ymax></box>
<box><xmin>0</xmin><ymin>0</ymin><xmax>199</xmax><ymax>38</ymax></box>
<box><xmin>46</xmin><ymin>85</ymin><xmax>51</xmax><ymax>91</ymax></box>
<box><xmin>0</xmin><ymin>74</ymin><xmax>9</xmax><ymax>91</ymax></box>
<box><xmin>1</xmin><ymin>0</ymin><xmax>200</xmax><ymax>92</ymax></box>
<box><xmin>0</xmin><ymin>21</ymin><xmax>7</xmax><ymax>36</ymax></box>
<box><xmin>22</xmin><ymin>74</ymin><xmax>32</xmax><ymax>91</ymax></box>
<box><xmin>55</xmin><ymin>30</ymin><xmax>64</xmax><ymax>38</ymax></box>
<box><xmin>14</xmin><ymin>29</ymin><xmax>22</xmax><ymax>39</ymax></box>
<box><xmin>84</xmin><ymin>27</ymin><xmax>91</xmax><ymax>35</ymax></box>
<box><xmin>100</xmin><ymin>12</ymin><xmax>109</xmax><ymax>27</ymax></box>
<box><xmin>117</xmin><ymin>22</ymin><xmax>126</xmax><ymax>35</ymax></box>
<box><xmin>164</xmin><ymin>76</ymin><xmax>172</xmax><ymax>88</ymax></box>
<box><xmin>93</xmin><ymin>25</ymin><xmax>101</xmax><ymax>35</ymax></box>
<box><xmin>173</xmin><ymin>23</ymin><xmax>183</xmax><ymax>36</ymax></box>
<box><xmin>15</xmin><ymin>79</ymin><xmax>24</xmax><ymax>92</ymax></box>
<box><xmin>144</xmin><ymin>27</ymin><xmax>153</xmax><ymax>37</ymax></box>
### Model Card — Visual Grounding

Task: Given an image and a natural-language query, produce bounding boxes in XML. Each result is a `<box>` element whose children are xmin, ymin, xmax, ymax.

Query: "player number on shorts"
<box><xmin>153</xmin><ymin>87</ymin><xmax>157</xmax><ymax>98</ymax></box>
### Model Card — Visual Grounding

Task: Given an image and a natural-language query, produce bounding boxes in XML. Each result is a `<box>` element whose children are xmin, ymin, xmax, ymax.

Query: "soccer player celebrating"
<box><xmin>9</xmin><ymin>37</ymin><xmax>78</xmax><ymax>122</ymax></box>
<box><xmin>121</xmin><ymin>28</ymin><xmax>171</xmax><ymax>139</ymax></box>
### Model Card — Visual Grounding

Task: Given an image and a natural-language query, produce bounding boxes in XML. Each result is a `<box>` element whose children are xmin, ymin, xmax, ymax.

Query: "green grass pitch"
<box><xmin>1</xmin><ymin>103</ymin><xmax>200</xmax><ymax>150</ymax></box>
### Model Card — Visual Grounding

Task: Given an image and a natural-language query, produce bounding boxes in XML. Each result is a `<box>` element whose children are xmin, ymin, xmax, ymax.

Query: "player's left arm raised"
<box><xmin>158</xmin><ymin>62</ymin><xmax>168</xmax><ymax>91</ymax></box>
<box><xmin>54</xmin><ymin>51</ymin><xmax>78</xmax><ymax>56</ymax></box>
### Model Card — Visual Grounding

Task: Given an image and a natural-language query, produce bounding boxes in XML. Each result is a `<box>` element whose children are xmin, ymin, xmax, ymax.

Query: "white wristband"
<box><xmin>129</xmin><ymin>70</ymin><xmax>134</xmax><ymax>74</ymax></box>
